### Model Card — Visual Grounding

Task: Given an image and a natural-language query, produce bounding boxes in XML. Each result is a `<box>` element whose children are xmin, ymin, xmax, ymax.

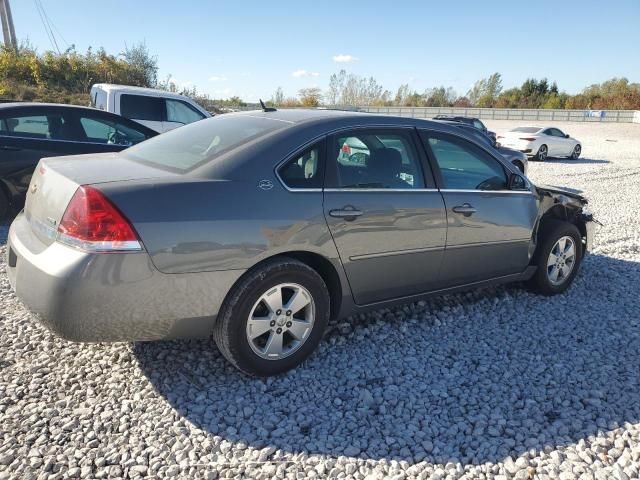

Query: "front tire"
<box><xmin>535</xmin><ymin>144</ymin><xmax>548</xmax><ymax>161</ymax></box>
<box><xmin>527</xmin><ymin>220</ymin><xmax>583</xmax><ymax>295</ymax></box>
<box><xmin>570</xmin><ymin>144</ymin><xmax>581</xmax><ymax>159</ymax></box>
<box><xmin>213</xmin><ymin>257</ymin><xmax>330</xmax><ymax>376</ymax></box>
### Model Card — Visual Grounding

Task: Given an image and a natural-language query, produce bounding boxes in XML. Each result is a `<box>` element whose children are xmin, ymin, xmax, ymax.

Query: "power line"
<box><xmin>38</xmin><ymin>0</ymin><xmax>69</xmax><ymax>49</ymax></box>
<box><xmin>33</xmin><ymin>0</ymin><xmax>59</xmax><ymax>53</ymax></box>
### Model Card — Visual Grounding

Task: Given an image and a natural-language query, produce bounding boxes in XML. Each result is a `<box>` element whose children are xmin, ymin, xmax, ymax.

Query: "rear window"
<box><xmin>124</xmin><ymin>114</ymin><xmax>288</xmax><ymax>172</ymax></box>
<box><xmin>510</xmin><ymin>127</ymin><xmax>541</xmax><ymax>133</ymax></box>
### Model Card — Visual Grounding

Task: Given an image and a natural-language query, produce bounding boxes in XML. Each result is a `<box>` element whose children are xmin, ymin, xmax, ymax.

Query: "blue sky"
<box><xmin>12</xmin><ymin>0</ymin><xmax>640</xmax><ymax>101</ymax></box>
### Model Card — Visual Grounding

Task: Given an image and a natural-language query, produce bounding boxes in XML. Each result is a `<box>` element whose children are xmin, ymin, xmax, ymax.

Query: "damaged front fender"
<box><xmin>534</xmin><ymin>184</ymin><xmax>597</xmax><ymax>254</ymax></box>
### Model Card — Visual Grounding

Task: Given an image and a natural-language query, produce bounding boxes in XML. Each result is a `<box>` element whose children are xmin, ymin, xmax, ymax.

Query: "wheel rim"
<box><xmin>538</xmin><ymin>145</ymin><xmax>547</xmax><ymax>160</ymax></box>
<box><xmin>573</xmin><ymin>145</ymin><xmax>581</xmax><ymax>157</ymax></box>
<box><xmin>246</xmin><ymin>283</ymin><xmax>315</xmax><ymax>360</ymax></box>
<box><xmin>546</xmin><ymin>236</ymin><xmax>577</xmax><ymax>286</ymax></box>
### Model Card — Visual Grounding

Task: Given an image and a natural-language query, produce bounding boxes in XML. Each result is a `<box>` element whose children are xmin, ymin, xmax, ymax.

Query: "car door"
<box><xmin>550</xmin><ymin>128</ymin><xmax>572</xmax><ymax>155</ymax></box>
<box><xmin>323</xmin><ymin>127</ymin><xmax>447</xmax><ymax>305</ymax></box>
<box><xmin>164</xmin><ymin>98</ymin><xmax>207</xmax><ymax>131</ymax></box>
<box><xmin>420</xmin><ymin>130</ymin><xmax>537</xmax><ymax>287</ymax></box>
<box><xmin>541</xmin><ymin>128</ymin><xmax>561</xmax><ymax>156</ymax></box>
<box><xmin>0</xmin><ymin>107</ymin><xmax>86</xmax><ymax>203</ymax></box>
<box><xmin>118</xmin><ymin>93</ymin><xmax>165</xmax><ymax>132</ymax></box>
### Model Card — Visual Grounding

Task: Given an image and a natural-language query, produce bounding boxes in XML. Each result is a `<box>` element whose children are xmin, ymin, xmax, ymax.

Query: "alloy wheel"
<box><xmin>538</xmin><ymin>145</ymin><xmax>548</xmax><ymax>161</ymax></box>
<box><xmin>572</xmin><ymin>144</ymin><xmax>581</xmax><ymax>159</ymax></box>
<box><xmin>546</xmin><ymin>236</ymin><xmax>576</xmax><ymax>286</ymax></box>
<box><xmin>246</xmin><ymin>283</ymin><xmax>315</xmax><ymax>360</ymax></box>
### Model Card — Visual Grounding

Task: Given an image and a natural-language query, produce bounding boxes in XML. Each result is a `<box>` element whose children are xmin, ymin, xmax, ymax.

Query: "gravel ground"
<box><xmin>1</xmin><ymin>121</ymin><xmax>639</xmax><ymax>479</ymax></box>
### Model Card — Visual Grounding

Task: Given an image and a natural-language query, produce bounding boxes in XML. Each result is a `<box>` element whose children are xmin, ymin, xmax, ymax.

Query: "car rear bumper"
<box><xmin>6</xmin><ymin>212</ymin><xmax>244</xmax><ymax>342</ymax></box>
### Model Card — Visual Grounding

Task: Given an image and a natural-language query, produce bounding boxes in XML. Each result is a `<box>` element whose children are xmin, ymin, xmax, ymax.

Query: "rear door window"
<box><xmin>120</xmin><ymin>94</ymin><xmax>164</xmax><ymax>121</ymax></box>
<box><xmin>278</xmin><ymin>142</ymin><xmax>324</xmax><ymax>189</ymax></box>
<box><xmin>0</xmin><ymin>115</ymin><xmax>49</xmax><ymax>138</ymax></box>
<box><xmin>166</xmin><ymin>99</ymin><xmax>205</xmax><ymax>125</ymax></box>
<box><xmin>0</xmin><ymin>113</ymin><xmax>74</xmax><ymax>140</ymax></box>
<box><xmin>331</xmin><ymin>130</ymin><xmax>425</xmax><ymax>189</ymax></box>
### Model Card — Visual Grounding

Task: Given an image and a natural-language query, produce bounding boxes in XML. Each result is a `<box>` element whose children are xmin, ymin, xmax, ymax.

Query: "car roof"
<box><xmin>225</xmin><ymin>108</ymin><xmax>470</xmax><ymax>130</ymax></box>
<box><xmin>0</xmin><ymin>102</ymin><xmax>95</xmax><ymax>110</ymax></box>
<box><xmin>91</xmin><ymin>83</ymin><xmax>195</xmax><ymax>100</ymax></box>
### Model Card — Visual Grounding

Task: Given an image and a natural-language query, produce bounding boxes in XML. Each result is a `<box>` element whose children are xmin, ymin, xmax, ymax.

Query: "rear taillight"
<box><xmin>57</xmin><ymin>186</ymin><xmax>142</xmax><ymax>252</ymax></box>
<box><xmin>520</xmin><ymin>137</ymin><xmax>536</xmax><ymax>141</ymax></box>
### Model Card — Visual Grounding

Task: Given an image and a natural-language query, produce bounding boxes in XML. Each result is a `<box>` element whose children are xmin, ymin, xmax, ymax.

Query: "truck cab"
<box><xmin>90</xmin><ymin>84</ymin><xmax>211</xmax><ymax>133</ymax></box>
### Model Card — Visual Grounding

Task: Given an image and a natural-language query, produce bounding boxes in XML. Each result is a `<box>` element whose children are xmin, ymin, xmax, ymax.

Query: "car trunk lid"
<box><xmin>25</xmin><ymin>152</ymin><xmax>176</xmax><ymax>246</ymax></box>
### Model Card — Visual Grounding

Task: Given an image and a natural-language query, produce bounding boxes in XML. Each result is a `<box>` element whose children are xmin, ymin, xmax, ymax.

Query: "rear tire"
<box><xmin>535</xmin><ymin>144</ymin><xmax>548</xmax><ymax>162</ymax></box>
<box><xmin>213</xmin><ymin>257</ymin><xmax>330</xmax><ymax>376</ymax></box>
<box><xmin>527</xmin><ymin>220</ymin><xmax>583</xmax><ymax>295</ymax></box>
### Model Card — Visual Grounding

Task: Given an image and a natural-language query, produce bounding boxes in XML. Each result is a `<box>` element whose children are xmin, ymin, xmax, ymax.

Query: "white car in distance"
<box><xmin>498</xmin><ymin>126</ymin><xmax>581</xmax><ymax>161</ymax></box>
<box><xmin>90</xmin><ymin>84</ymin><xmax>211</xmax><ymax>133</ymax></box>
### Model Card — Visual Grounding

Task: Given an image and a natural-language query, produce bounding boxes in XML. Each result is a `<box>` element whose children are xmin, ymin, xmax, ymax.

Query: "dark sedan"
<box><xmin>7</xmin><ymin>109</ymin><xmax>595</xmax><ymax>376</ymax></box>
<box><xmin>0</xmin><ymin>103</ymin><xmax>157</xmax><ymax>218</ymax></box>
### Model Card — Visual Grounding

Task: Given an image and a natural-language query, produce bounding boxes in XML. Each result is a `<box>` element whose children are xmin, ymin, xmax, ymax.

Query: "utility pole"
<box><xmin>0</xmin><ymin>0</ymin><xmax>17</xmax><ymax>50</ymax></box>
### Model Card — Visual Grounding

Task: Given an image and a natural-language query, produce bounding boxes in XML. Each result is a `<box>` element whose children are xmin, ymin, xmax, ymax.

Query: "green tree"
<box><xmin>298</xmin><ymin>87</ymin><xmax>322</xmax><ymax>107</ymax></box>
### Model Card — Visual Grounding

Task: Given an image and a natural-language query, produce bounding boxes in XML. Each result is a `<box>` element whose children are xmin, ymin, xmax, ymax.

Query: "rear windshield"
<box><xmin>510</xmin><ymin>127</ymin><xmax>541</xmax><ymax>133</ymax></box>
<box><xmin>124</xmin><ymin>114</ymin><xmax>289</xmax><ymax>172</ymax></box>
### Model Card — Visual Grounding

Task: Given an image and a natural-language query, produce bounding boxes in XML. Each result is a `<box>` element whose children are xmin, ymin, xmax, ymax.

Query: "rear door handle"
<box><xmin>0</xmin><ymin>145</ymin><xmax>21</xmax><ymax>151</ymax></box>
<box><xmin>329</xmin><ymin>208</ymin><xmax>363</xmax><ymax>220</ymax></box>
<box><xmin>452</xmin><ymin>203</ymin><xmax>477</xmax><ymax>216</ymax></box>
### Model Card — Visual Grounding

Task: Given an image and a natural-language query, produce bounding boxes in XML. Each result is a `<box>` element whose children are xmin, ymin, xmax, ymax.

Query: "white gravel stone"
<box><xmin>1</xmin><ymin>121</ymin><xmax>640</xmax><ymax>478</ymax></box>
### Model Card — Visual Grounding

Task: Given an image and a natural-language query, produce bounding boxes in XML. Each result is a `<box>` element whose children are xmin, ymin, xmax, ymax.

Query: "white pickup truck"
<box><xmin>90</xmin><ymin>84</ymin><xmax>211</xmax><ymax>133</ymax></box>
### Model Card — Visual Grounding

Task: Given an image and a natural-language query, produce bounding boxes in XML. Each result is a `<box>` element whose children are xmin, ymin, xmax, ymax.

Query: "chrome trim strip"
<box><xmin>440</xmin><ymin>189</ymin><xmax>533</xmax><ymax>194</ymax></box>
<box><xmin>324</xmin><ymin>188</ymin><xmax>439</xmax><ymax>193</ymax></box>
<box><xmin>350</xmin><ymin>245</ymin><xmax>444</xmax><ymax>261</ymax></box>
<box><xmin>445</xmin><ymin>238</ymin><xmax>530</xmax><ymax>250</ymax></box>
<box><xmin>284</xmin><ymin>188</ymin><xmax>323</xmax><ymax>193</ymax></box>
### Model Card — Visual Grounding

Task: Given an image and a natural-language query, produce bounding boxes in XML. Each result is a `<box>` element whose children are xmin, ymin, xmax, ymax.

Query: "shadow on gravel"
<box><xmin>544</xmin><ymin>157</ymin><xmax>610</xmax><ymax>165</ymax></box>
<box><xmin>134</xmin><ymin>254</ymin><xmax>640</xmax><ymax>465</ymax></box>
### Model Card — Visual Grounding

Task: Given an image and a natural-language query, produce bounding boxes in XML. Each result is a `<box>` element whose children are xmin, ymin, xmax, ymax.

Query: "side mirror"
<box><xmin>508</xmin><ymin>173</ymin><xmax>528</xmax><ymax>190</ymax></box>
<box><xmin>565</xmin><ymin>134</ymin><xmax>570</xmax><ymax>138</ymax></box>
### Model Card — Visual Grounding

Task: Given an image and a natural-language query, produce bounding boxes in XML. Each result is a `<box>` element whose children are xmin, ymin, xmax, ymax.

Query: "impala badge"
<box><xmin>258</xmin><ymin>179</ymin><xmax>274</xmax><ymax>191</ymax></box>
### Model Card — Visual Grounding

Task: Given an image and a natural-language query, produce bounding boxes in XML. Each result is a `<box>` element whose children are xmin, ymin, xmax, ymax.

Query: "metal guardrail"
<box><xmin>351</xmin><ymin>106</ymin><xmax>638</xmax><ymax>123</ymax></box>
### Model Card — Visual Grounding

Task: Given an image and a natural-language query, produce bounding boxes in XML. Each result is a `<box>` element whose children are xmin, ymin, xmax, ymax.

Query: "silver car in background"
<box><xmin>7</xmin><ymin>109</ymin><xmax>595</xmax><ymax>376</ymax></box>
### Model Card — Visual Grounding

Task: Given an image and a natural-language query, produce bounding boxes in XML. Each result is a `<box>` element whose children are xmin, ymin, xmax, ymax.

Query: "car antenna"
<box><xmin>259</xmin><ymin>99</ymin><xmax>277</xmax><ymax>112</ymax></box>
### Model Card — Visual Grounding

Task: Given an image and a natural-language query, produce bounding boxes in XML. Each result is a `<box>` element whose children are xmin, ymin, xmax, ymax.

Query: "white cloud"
<box><xmin>208</xmin><ymin>75</ymin><xmax>228</xmax><ymax>81</ymax></box>
<box><xmin>333</xmin><ymin>54</ymin><xmax>358</xmax><ymax>63</ymax></box>
<box><xmin>292</xmin><ymin>69</ymin><xmax>320</xmax><ymax>78</ymax></box>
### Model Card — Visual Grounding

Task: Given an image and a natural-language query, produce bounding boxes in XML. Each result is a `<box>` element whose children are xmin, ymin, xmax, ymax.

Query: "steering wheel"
<box><xmin>108</xmin><ymin>131</ymin><xmax>131</xmax><ymax>146</ymax></box>
<box><xmin>349</xmin><ymin>152</ymin><xmax>368</xmax><ymax>165</ymax></box>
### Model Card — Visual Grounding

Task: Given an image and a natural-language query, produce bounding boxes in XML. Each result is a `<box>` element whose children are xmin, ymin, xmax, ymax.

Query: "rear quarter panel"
<box><xmin>99</xmin><ymin>179</ymin><xmax>340</xmax><ymax>274</ymax></box>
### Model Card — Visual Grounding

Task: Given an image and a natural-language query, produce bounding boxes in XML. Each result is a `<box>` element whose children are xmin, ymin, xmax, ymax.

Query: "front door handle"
<box><xmin>452</xmin><ymin>203</ymin><xmax>477</xmax><ymax>216</ymax></box>
<box><xmin>329</xmin><ymin>207</ymin><xmax>363</xmax><ymax>220</ymax></box>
